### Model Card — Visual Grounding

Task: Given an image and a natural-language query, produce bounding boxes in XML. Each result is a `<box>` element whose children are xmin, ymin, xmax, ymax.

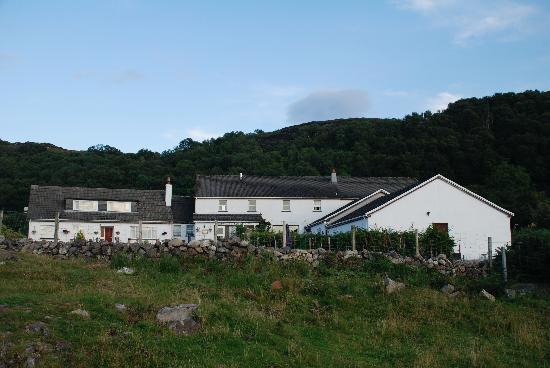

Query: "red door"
<box><xmin>101</xmin><ymin>227</ymin><xmax>114</xmax><ymax>242</ymax></box>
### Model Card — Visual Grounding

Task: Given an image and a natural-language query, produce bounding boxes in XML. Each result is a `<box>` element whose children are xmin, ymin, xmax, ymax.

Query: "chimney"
<box><xmin>239</xmin><ymin>173</ymin><xmax>243</xmax><ymax>180</ymax></box>
<box><xmin>331</xmin><ymin>169</ymin><xmax>337</xmax><ymax>184</ymax></box>
<box><xmin>165</xmin><ymin>177</ymin><xmax>172</xmax><ymax>207</ymax></box>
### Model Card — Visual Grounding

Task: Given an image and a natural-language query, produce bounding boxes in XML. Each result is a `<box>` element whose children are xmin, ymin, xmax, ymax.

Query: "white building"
<box><xmin>192</xmin><ymin>172</ymin><xmax>416</xmax><ymax>240</ymax></box>
<box><xmin>310</xmin><ymin>175</ymin><xmax>513</xmax><ymax>260</ymax></box>
<box><xmin>26</xmin><ymin>179</ymin><xmax>194</xmax><ymax>243</ymax></box>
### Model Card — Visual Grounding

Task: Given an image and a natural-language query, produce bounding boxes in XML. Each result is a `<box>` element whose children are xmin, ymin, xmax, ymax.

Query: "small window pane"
<box><xmin>218</xmin><ymin>200</ymin><xmax>227</xmax><ymax>212</ymax></box>
<box><xmin>282</xmin><ymin>200</ymin><xmax>290</xmax><ymax>211</ymax></box>
<box><xmin>173</xmin><ymin>225</ymin><xmax>182</xmax><ymax>237</ymax></box>
<box><xmin>248</xmin><ymin>200</ymin><xmax>256</xmax><ymax>212</ymax></box>
<box><xmin>313</xmin><ymin>200</ymin><xmax>321</xmax><ymax>211</ymax></box>
<box><xmin>186</xmin><ymin>224</ymin><xmax>194</xmax><ymax>235</ymax></box>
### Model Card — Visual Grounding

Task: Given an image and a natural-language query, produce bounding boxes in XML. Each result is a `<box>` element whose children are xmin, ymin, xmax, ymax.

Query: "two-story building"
<box><xmin>192</xmin><ymin>171</ymin><xmax>416</xmax><ymax>240</ymax></box>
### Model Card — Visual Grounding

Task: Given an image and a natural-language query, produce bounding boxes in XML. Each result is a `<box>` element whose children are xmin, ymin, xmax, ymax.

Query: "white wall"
<box><xmin>366</xmin><ymin>178</ymin><xmax>512</xmax><ymax>260</ymax></box>
<box><xmin>327</xmin><ymin>217</ymin><xmax>368</xmax><ymax>235</ymax></box>
<box><xmin>28</xmin><ymin>220</ymin><xmax>175</xmax><ymax>243</ymax></box>
<box><xmin>195</xmin><ymin>198</ymin><xmax>354</xmax><ymax>233</ymax></box>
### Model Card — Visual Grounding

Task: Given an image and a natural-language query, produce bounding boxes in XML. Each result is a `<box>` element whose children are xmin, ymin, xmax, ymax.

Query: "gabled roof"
<box><xmin>305</xmin><ymin>189</ymin><xmax>390</xmax><ymax>229</ymax></box>
<box><xmin>195</xmin><ymin>175</ymin><xmax>417</xmax><ymax>199</ymax></box>
<box><xmin>27</xmin><ymin>185</ymin><xmax>194</xmax><ymax>223</ymax></box>
<box><xmin>327</xmin><ymin>174</ymin><xmax>514</xmax><ymax>228</ymax></box>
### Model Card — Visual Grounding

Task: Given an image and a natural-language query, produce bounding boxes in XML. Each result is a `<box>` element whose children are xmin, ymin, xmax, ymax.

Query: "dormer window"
<box><xmin>313</xmin><ymin>200</ymin><xmax>321</xmax><ymax>212</ymax></box>
<box><xmin>107</xmin><ymin>201</ymin><xmax>132</xmax><ymax>213</ymax></box>
<box><xmin>218</xmin><ymin>200</ymin><xmax>228</xmax><ymax>212</ymax></box>
<box><xmin>73</xmin><ymin>200</ymin><xmax>98</xmax><ymax>212</ymax></box>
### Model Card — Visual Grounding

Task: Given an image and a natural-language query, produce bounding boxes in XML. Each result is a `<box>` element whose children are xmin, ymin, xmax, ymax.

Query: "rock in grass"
<box><xmin>70</xmin><ymin>309</ymin><xmax>90</xmax><ymax>318</ymax></box>
<box><xmin>384</xmin><ymin>277</ymin><xmax>405</xmax><ymax>294</ymax></box>
<box><xmin>117</xmin><ymin>267</ymin><xmax>135</xmax><ymax>275</ymax></box>
<box><xmin>156</xmin><ymin>304</ymin><xmax>200</xmax><ymax>335</ymax></box>
<box><xmin>115</xmin><ymin>304</ymin><xmax>127</xmax><ymax>312</ymax></box>
<box><xmin>441</xmin><ymin>284</ymin><xmax>455</xmax><ymax>294</ymax></box>
<box><xmin>271</xmin><ymin>280</ymin><xmax>283</xmax><ymax>290</ymax></box>
<box><xmin>25</xmin><ymin>321</ymin><xmax>49</xmax><ymax>337</ymax></box>
<box><xmin>480</xmin><ymin>289</ymin><xmax>496</xmax><ymax>302</ymax></box>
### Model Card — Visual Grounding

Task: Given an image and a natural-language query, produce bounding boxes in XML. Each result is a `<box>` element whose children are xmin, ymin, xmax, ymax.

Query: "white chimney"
<box><xmin>165</xmin><ymin>177</ymin><xmax>172</xmax><ymax>207</ymax></box>
<box><xmin>331</xmin><ymin>169</ymin><xmax>337</xmax><ymax>184</ymax></box>
<box><xmin>240</xmin><ymin>173</ymin><xmax>243</xmax><ymax>180</ymax></box>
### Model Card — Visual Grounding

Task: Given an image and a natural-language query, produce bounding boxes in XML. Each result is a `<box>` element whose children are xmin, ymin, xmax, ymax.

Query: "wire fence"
<box><xmin>241</xmin><ymin>227</ymin><xmax>456</xmax><ymax>257</ymax></box>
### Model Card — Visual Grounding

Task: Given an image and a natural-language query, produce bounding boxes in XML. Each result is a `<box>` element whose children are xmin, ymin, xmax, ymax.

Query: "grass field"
<box><xmin>0</xmin><ymin>251</ymin><xmax>549</xmax><ymax>367</ymax></box>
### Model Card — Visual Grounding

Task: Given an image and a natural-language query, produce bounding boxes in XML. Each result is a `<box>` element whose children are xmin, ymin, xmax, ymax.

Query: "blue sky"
<box><xmin>1</xmin><ymin>0</ymin><xmax>549</xmax><ymax>152</ymax></box>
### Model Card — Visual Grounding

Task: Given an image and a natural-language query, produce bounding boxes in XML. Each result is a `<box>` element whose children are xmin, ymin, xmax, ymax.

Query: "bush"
<box><xmin>503</xmin><ymin>228</ymin><xmax>550</xmax><ymax>281</ymax></box>
<box><xmin>75</xmin><ymin>230</ymin><xmax>85</xmax><ymax>241</ymax></box>
<box><xmin>0</xmin><ymin>225</ymin><xmax>25</xmax><ymax>240</ymax></box>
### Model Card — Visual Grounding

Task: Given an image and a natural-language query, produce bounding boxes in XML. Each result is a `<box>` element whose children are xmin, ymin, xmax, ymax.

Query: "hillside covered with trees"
<box><xmin>1</xmin><ymin>90</ymin><xmax>549</xmax><ymax>228</ymax></box>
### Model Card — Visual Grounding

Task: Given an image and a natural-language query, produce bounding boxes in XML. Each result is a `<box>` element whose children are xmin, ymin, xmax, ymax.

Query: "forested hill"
<box><xmin>1</xmin><ymin>90</ymin><xmax>549</xmax><ymax>228</ymax></box>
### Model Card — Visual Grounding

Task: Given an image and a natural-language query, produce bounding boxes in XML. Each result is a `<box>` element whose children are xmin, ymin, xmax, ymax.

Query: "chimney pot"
<box><xmin>165</xmin><ymin>177</ymin><xmax>173</xmax><ymax>207</ymax></box>
<box><xmin>239</xmin><ymin>173</ymin><xmax>243</xmax><ymax>180</ymax></box>
<box><xmin>331</xmin><ymin>169</ymin><xmax>337</xmax><ymax>184</ymax></box>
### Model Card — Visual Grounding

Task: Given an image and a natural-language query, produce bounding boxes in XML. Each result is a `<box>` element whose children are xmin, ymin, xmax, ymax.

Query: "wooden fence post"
<box><xmin>501</xmin><ymin>246</ymin><xmax>508</xmax><ymax>284</ymax></box>
<box><xmin>488</xmin><ymin>236</ymin><xmax>493</xmax><ymax>267</ymax></box>
<box><xmin>328</xmin><ymin>236</ymin><xmax>331</xmax><ymax>252</ymax></box>
<box><xmin>138</xmin><ymin>219</ymin><xmax>143</xmax><ymax>244</ymax></box>
<box><xmin>282</xmin><ymin>221</ymin><xmax>287</xmax><ymax>248</ymax></box>
<box><xmin>352</xmin><ymin>225</ymin><xmax>356</xmax><ymax>252</ymax></box>
<box><xmin>415</xmin><ymin>229</ymin><xmax>419</xmax><ymax>257</ymax></box>
<box><xmin>0</xmin><ymin>209</ymin><xmax>3</xmax><ymax>236</ymax></box>
<box><xmin>53</xmin><ymin>211</ymin><xmax>60</xmax><ymax>245</ymax></box>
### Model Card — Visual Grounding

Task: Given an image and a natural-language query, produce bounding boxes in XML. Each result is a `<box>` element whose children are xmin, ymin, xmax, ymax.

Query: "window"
<box><xmin>218</xmin><ymin>200</ymin><xmax>227</xmax><ymax>212</ymax></box>
<box><xmin>107</xmin><ymin>201</ymin><xmax>131</xmax><ymax>213</ymax></box>
<box><xmin>173</xmin><ymin>224</ymin><xmax>182</xmax><ymax>238</ymax></box>
<box><xmin>73</xmin><ymin>200</ymin><xmax>98</xmax><ymax>212</ymax></box>
<box><xmin>185</xmin><ymin>224</ymin><xmax>194</xmax><ymax>236</ymax></box>
<box><xmin>313</xmin><ymin>200</ymin><xmax>321</xmax><ymax>212</ymax></box>
<box><xmin>129</xmin><ymin>226</ymin><xmax>157</xmax><ymax>239</ymax></box>
<box><xmin>39</xmin><ymin>225</ymin><xmax>54</xmax><ymax>239</ymax></box>
<box><xmin>216</xmin><ymin>226</ymin><xmax>225</xmax><ymax>238</ymax></box>
<box><xmin>282</xmin><ymin>199</ymin><xmax>291</xmax><ymax>212</ymax></box>
<box><xmin>248</xmin><ymin>199</ymin><xmax>257</xmax><ymax>212</ymax></box>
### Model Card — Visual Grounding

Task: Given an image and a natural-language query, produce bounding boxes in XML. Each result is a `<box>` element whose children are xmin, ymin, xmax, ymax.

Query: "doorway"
<box><xmin>101</xmin><ymin>226</ymin><xmax>114</xmax><ymax>242</ymax></box>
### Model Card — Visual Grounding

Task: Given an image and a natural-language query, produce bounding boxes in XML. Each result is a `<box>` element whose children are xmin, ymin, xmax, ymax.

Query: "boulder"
<box><xmin>70</xmin><ymin>309</ymin><xmax>90</xmax><ymax>318</ymax></box>
<box><xmin>440</xmin><ymin>284</ymin><xmax>455</xmax><ymax>294</ymax></box>
<box><xmin>384</xmin><ymin>277</ymin><xmax>405</xmax><ymax>294</ymax></box>
<box><xmin>168</xmin><ymin>239</ymin><xmax>184</xmax><ymax>248</ymax></box>
<box><xmin>115</xmin><ymin>303</ymin><xmax>127</xmax><ymax>312</ymax></box>
<box><xmin>480</xmin><ymin>289</ymin><xmax>496</xmax><ymax>302</ymax></box>
<box><xmin>156</xmin><ymin>304</ymin><xmax>200</xmax><ymax>336</ymax></box>
<box><xmin>25</xmin><ymin>322</ymin><xmax>49</xmax><ymax>337</ymax></box>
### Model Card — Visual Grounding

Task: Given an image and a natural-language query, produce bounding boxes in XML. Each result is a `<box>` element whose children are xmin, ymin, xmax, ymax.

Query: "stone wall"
<box><xmin>0</xmin><ymin>237</ymin><xmax>488</xmax><ymax>277</ymax></box>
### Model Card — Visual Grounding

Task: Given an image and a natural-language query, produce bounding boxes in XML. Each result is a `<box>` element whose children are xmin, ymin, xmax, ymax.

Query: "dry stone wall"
<box><xmin>0</xmin><ymin>237</ymin><xmax>488</xmax><ymax>277</ymax></box>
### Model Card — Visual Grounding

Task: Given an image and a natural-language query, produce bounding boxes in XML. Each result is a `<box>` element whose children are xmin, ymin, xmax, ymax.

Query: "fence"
<box><xmin>0</xmin><ymin>210</ymin><xmax>28</xmax><ymax>238</ymax></box>
<box><xmin>241</xmin><ymin>226</ymin><xmax>455</xmax><ymax>257</ymax></box>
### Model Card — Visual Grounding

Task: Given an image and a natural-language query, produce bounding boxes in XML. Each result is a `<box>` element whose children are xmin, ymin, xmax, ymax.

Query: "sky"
<box><xmin>1</xmin><ymin>0</ymin><xmax>549</xmax><ymax>152</ymax></box>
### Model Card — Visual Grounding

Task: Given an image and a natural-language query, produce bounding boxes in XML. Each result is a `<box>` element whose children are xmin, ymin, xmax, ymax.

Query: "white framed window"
<box><xmin>39</xmin><ymin>225</ymin><xmax>54</xmax><ymax>239</ymax></box>
<box><xmin>248</xmin><ymin>199</ymin><xmax>257</xmax><ymax>212</ymax></box>
<box><xmin>185</xmin><ymin>224</ymin><xmax>194</xmax><ymax>236</ymax></box>
<box><xmin>107</xmin><ymin>201</ymin><xmax>131</xmax><ymax>213</ymax></box>
<box><xmin>129</xmin><ymin>226</ymin><xmax>157</xmax><ymax>239</ymax></box>
<box><xmin>282</xmin><ymin>199</ymin><xmax>291</xmax><ymax>212</ymax></box>
<box><xmin>313</xmin><ymin>200</ymin><xmax>321</xmax><ymax>212</ymax></box>
<box><xmin>218</xmin><ymin>200</ymin><xmax>227</xmax><ymax>212</ymax></box>
<box><xmin>73</xmin><ymin>200</ymin><xmax>98</xmax><ymax>212</ymax></box>
<box><xmin>216</xmin><ymin>226</ymin><xmax>225</xmax><ymax>238</ymax></box>
<box><xmin>173</xmin><ymin>224</ymin><xmax>182</xmax><ymax>238</ymax></box>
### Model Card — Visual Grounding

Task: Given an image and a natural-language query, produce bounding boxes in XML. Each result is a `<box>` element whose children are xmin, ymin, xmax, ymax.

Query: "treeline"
<box><xmin>1</xmin><ymin>90</ymin><xmax>549</xmax><ymax>228</ymax></box>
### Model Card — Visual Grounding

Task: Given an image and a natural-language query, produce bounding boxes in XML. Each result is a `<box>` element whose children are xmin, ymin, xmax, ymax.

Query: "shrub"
<box><xmin>0</xmin><ymin>225</ymin><xmax>25</xmax><ymax>240</ymax></box>
<box><xmin>419</xmin><ymin>225</ymin><xmax>455</xmax><ymax>257</ymax></box>
<box><xmin>75</xmin><ymin>230</ymin><xmax>85</xmax><ymax>241</ymax></box>
<box><xmin>502</xmin><ymin>228</ymin><xmax>550</xmax><ymax>281</ymax></box>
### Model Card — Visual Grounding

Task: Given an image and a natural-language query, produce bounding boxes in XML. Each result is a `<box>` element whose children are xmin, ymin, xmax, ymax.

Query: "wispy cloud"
<box><xmin>187</xmin><ymin>128</ymin><xmax>221</xmax><ymax>142</ymax></box>
<box><xmin>287</xmin><ymin>89</ymin><xmax>369</xmax><ymax>123</ymax></box>
<box><xmin>391</xmin><ymin>0</ymin><xmax>541</xmax><ymax>45</ymax></box>
<box><xmin>426</xmin><ymin>91</ymin><xmax>461</xmax><ymax>111</ymax></box>
<box><xmin>111</xmin><ymin>69</ymin><xmax>145</xmax><ymax>84</ymax></box>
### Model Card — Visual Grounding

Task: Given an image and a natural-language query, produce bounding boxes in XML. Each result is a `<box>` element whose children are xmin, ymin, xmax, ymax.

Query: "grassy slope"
<box><xmin>0</xmin><ymin>252</ymin><xmax>548</xmax><ymax>368</ymax></box>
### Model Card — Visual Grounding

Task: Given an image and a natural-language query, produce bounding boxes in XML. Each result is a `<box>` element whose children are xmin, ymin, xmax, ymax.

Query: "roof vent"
<box><xmin>331</xmin><ymin>169</ymin><xmax>337</xmax><ymax>184</ymax></box>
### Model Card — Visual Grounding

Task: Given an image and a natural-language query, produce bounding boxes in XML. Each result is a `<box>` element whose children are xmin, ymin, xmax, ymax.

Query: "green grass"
<box><xmin>0</xmin><ymin>251</ymin><xmax>549</xmax><ymax>368</ymax></box>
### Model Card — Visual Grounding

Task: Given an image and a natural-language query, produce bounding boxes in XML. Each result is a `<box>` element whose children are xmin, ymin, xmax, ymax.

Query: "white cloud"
<box><xmin>383</xmin><ymin>90</ymin><xmax>412</xmax><ymax>97</ymax></box>
<box><xmin>287</xmin><ymin>89</ymin><xmax>369</xmax><ymax>123</ymax></box>
<box><xmin>426</xmin><ymin>92</ymin><xmax>461</xmax><ymax>111</ymax></box>
<box><xmin>111</xmin><ymin>69</ymin><xmax>145</xmax><ymax>84</ymax></box>
<box><xmin>391</xmin><ymin>0</ymin><xmax>541</xmax><ymax>45</ymax></box>
<box><xmin>187</xmin><ymin>128</ymin><xmax>221</xmax><ymax>142</ymax></box>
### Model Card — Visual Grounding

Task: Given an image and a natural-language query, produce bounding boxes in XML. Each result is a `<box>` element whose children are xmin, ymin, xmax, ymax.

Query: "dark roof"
<box><xmin>195</xmin><ymin>175</ymin><xmax>417</xmax><ymax>198</ymax></box>
<box><xmin>305</xmin><ymin>199</ymin><xmax>361</xmax><ymax>229</ymax></box>
<box><xmin>193</xmin><ymin>213</ymin><xmax>264</xmax><ymax>222</ymax></box>
<box><xmin>328</xmin><ymin>182</ymin><xmax>420</xmax><ymax>227</ymax></box>
<box><xmin>27</xmin><ymin>185</ymin><xmax>194</xmax><ymax>223</ymax></box>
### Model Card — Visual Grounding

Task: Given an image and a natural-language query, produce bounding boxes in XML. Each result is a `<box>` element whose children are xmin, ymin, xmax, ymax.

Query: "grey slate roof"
<box><xmin>305</xmin><ymin>199</ymin><xmax>361</xmax><ymax>229</ymax></box>
<box><xmin>327</xmin><ymin>182</ymin><xmax>420</xmax><ymax>228</ymax></box>
<box><xmin>27</xmin><ymin>185</ymin><xmax>193</xmax><ymax>223</ymax></box>
<box><xmin>193</xmin><ymin>213</ymin><xmax>264</xmax><ymax>222</ymax></box>
<box><xmin>195</xmin><ymin>175</ymin><xmax>417</xmax><ymax>199</ymax></box>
